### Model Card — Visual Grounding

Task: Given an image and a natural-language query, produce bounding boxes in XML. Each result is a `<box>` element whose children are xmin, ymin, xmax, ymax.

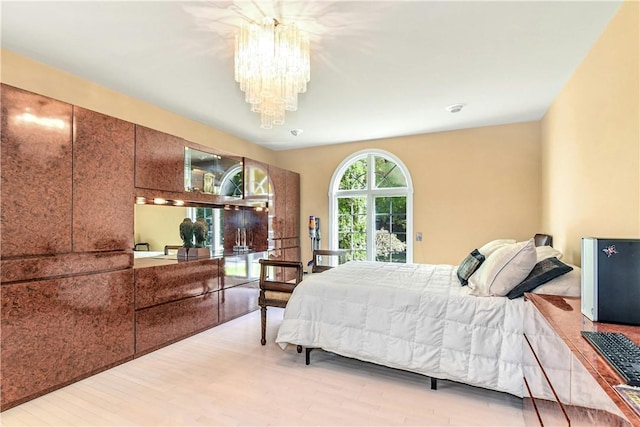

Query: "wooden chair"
<box><xmin>258</xmin><ymin>258</ymin><xmax>303</xmax><ymax>345</ymax></box>
<box><xmin>312</xmin><ymin>249</ymin><xmax>347</xmax><ymax>273</ymax></box>
<box><xmin>134</xmin><ymin>242</ymin><xmax>150</xmax><ymax>251</ymax></box>
<box><xmin>164</xmin><ymin>245</ymin><xmax>182</xmax><ymax>255</ymax></box>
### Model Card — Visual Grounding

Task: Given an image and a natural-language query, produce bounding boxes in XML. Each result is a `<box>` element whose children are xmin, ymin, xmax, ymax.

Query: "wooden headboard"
<box><xmin>534</xmin><ymin>233</ymin><xmax>553</xmax><ymax>247</ymax></box>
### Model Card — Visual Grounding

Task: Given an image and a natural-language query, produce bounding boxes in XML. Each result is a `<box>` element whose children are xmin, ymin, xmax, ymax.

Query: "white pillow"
<box><xmin>532</xmin><ymin>265</ymin><xmax>581</xmax><ymax>297</ymax></box>
<box><xmin>469</xmin><ymin>239</ymin><xmax>537</xmax><ymax>297</ymax></box>
<box><xmin>535</xmin><ymin>245</ymin><xmax>563</xmax><ymax>263</ymax></box>
<box><xmin>478</xmin><ymin>239</ymin><xmax>516</xmax><ymax>257</ymax></box>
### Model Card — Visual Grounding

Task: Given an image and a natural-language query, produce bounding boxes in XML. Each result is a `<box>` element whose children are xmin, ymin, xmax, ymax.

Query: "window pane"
<box><xmin>332</xmin><ymin>151</ymin><xmax>411</xmax><ymax>263</ymax></box>
<box><xmin>375</xmin><ymin>196</ymin><xmax>407</xmax><ymax>263</ymax></box>
<box><xmin>374</xmin><ymin>156</ymin><xmax>406</xmax><ymax>188</ymax></box>
<box><xmin>339</xmin><ymin>159</ymin><xmax>367</xmax><ymax>190</ymax></box>
<box><xmin>337</xmin><ymin>196</ymin><xmax>367</xmax><ymax>260</ymax></box>
<box><xmin>390</xmin><ymin>214</ymin><xmax>407</xmax><ymax>233</ymax></box>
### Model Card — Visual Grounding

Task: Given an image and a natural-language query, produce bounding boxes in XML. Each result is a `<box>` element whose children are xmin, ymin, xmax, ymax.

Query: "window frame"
<box><xmin>328</xmin><ymin>149</ymin><xmax>414</xmax><ymax>263</ymax></box>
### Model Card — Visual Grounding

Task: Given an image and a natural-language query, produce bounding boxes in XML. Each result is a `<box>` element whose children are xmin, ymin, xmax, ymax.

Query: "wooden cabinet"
<box><xmin>1</xmin><ymin>84</ymin><xmax>73</xmax><ymax>257</ymax></box>
<box><xmin>1</xmin><ymin>85</ymin><xmax>136</xmax><ymax>256</ymax></box>
<box><xmin>134</xmin><ymin>258</ymin><xmax>221</xmax><ymax>355</ymax></box>
<box><xmin>270</xmin><ymin>165</ymin><xmax>302</xmax><ymax>264</ymax></box>
<box><xmin>269</xmin><ymin>165</ymin><xmax>286</xmax><ymax>239</ymax></box>
<box><xmin>73</xmin><ymin>108</ymin><xmax>135</xmax><ymax>252</ymax></box>
<box><xmin>1</xmin><ymin>269</ymin><xmax>134</xmax><ymax>409</ymax></box>
<box><xmin>1</xmin><ymin>85</ymin><xmax>136</xmax><ymax>411</ymax></box>
<box><xmin>284</xmin><ymin>169</ymin><xmax>300</xmax><ymax>239</ymax></box>
<box><xmin>268</xmin><ymin>165</ymin><xmax>300</xmax><ymax>280</ymax></box>
<box><xmin>135</xmin><ymin>292</ymin><xmax>219</xmax><ymax>355</ymax></box>
<box><xmin>523</xmin><ymin>294</ymin><xmax>638</xmax><ymax>426</ymax></box>
<box><xmin>135</xmin><ymin>259</ymin><xmax>220</xmax><ymax>309</ymax></box>
<box><xmin>0</xmin><ymin>84</ymin><xmax>301</xmax><ymax>411</ymax></box>
<box><xmin>269</xmin><ymin>165</ymin><xmax>300</xmax><ymax>258</ymax></box>
<box><xmin>134</xmin><ymin>125</ymin><xmax>184</xmax><ymax>192</ymax></box>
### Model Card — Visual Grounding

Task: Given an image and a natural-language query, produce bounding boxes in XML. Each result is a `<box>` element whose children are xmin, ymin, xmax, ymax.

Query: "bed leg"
<box><xmin>305</xmin><ymin>347</ymin><xmax>313</xmax><ymax>365</ymax></box>
<box><xmin>296</xmin><ymin>345</ymin><xmax>302</xmax><ymax>353</ymax></box>
<box><xmin>431</xmin><ymin>377</ymin><xmax>438</xmax><ymax>390</ymax></box>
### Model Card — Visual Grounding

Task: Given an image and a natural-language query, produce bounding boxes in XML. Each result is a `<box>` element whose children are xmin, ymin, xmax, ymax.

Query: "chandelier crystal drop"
<box><xmin>234</xmin><ymin>17</ymin><xmax>310</xmax><ymax>129</ymax></box>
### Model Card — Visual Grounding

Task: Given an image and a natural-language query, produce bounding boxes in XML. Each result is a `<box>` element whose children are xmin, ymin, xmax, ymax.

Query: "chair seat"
<box><xmin>264</xmin><ymin>290</ymin><xmax>292</xmax><ymax>302</ymax></box>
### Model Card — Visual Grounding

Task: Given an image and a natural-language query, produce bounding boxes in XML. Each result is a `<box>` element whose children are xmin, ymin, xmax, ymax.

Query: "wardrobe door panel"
<box><xmin>1</xmin><ymin>85</ymin><xmax>73</xmax><ymax>257</ymax></box>
<box><xmin>73</xmin><ymin>108</ymin><xmax>135</xmax><ymax>252</ymax></box>
<box><xmin>135</xmin><ymin>125</ymin><xmax>184</xmax><ymax>192</ymax></box>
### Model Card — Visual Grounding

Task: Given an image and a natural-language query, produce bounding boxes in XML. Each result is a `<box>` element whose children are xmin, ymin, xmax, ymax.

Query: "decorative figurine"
<box><xmin>203</xmin><ymin>173</ymin><xmax>215</xmax><ymax>194</ymax></box>
<box><xmin>194</xmin><ymin>217</ymin><xmax>207</xmax><ymax>248</ymax></box>
<box><xmin>179</xmin><ymin>218</ymin><xmax>194</xmax><ymax>248</ymax></box>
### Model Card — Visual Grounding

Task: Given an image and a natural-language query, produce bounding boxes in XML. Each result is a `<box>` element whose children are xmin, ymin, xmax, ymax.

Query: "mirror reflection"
<box><xmin>133</xmin><ymin>204</ymin><xmax>269</xmax><ymax>259</ymax></box>
<box><xmin>184</xmin><ymin>147</ymin><xmax>242</xmax><ymax>198</ymax></box>
<box><xmin>134</xmin><ymin>204</ymin><xmax>224</xmax><ymax>258</ymax></box>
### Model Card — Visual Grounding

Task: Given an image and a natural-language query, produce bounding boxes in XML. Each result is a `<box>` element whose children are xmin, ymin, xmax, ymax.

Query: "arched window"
<box><xmin>329</xmin><ymin>149</ymin><xmax>413</xmax><ymax>263</ymax></box>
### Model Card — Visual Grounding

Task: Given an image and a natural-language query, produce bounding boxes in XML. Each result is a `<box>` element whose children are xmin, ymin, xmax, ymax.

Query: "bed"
<box><xmin>275</xmin><ymin>237</ymin><xmax>581</xmax><ymax>398</ymax></box>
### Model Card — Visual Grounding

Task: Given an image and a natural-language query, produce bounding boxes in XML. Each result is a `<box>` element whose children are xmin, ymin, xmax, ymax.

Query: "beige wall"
<box><xmin>540</xmin><ymin>0</ymin><xmax>640</xmax><ymax>265</ymax></box>
<box><xmin>0</xmin><ymin>49</ymin><xmax>276</xmax><ymax>165</ymax></box>
<box><xmin>278</xmin><ymin>122</ymin><xmax>542</xmax><ymax>265</ymax></box>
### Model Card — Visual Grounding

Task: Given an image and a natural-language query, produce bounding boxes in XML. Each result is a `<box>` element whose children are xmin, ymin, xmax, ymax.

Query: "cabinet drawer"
<box><xmin>135</xmin><ymin>292</ymin><xmax>219</xmax><ymax>355</ymax></box>
<box><xmin>135</xmin><ymin>259</ymin><xmax>220</xmax><ymax>309</ymax></box>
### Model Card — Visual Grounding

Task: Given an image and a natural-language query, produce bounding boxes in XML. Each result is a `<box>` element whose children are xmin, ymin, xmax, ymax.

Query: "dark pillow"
<box><xmin>506</xmin><ymin>257</ymin><xmax>573</xmax><ymax>299</ymax></box>
<box><xmin>457</xmin><ymin>249</ymin><xmax>485</xmax><ymax>286</ymax></box>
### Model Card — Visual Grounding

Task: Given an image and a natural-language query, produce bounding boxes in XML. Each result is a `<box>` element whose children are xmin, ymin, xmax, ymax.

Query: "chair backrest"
<box><xmin>134</xmin><ymin>242</ymin><xmax>150</xmax><ymax>251</ymax></box>
<box><xmin>312</xmin><ymin>249</ymin><xmax>347</xmax><ymax>273</ymax></box>
<box><xmin>164</xmin><ymin>245</ymin><xmax>182</xmax><ymax>255</ymax></box>
<box><xmin>258</xmin><ymin>259</ymin><xmax>304</xmax><ymax>291</ymax></box>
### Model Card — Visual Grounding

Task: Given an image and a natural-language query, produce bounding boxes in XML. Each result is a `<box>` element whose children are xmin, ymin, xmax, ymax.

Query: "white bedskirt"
<box><xmin>276</xmin><ymin>261</ymin><xmax>525</xmax><ymax>397</ymax></box>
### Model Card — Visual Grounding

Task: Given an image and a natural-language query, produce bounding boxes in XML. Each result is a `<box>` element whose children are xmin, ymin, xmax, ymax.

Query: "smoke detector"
<box><xmin>290</xmin><ymin>129</ymin><xmax>303</xmax><ymax>136</ymax></box>
<box><xmin>446</xmin><ymin>103</ymin><xmax>466</xmax><ymax>113</ymax></box>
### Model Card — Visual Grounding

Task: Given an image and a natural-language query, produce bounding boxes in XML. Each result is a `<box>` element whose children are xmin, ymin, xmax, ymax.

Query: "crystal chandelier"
<box><xmin>234</xmin><ymin>17</ymin><xmax>310</xmax><ymax>129</ymax></box>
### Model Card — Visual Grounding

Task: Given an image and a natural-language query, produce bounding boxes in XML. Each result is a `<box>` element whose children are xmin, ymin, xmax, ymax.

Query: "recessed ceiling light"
<box><xmin>290</xmin><ymin>129</ymin><xmax>303</xmax><ymax>136</ymax></box>
<box><xmin>446</xmin><ymin>103</ymin><xmax>466</xmax><ymax>113</ymax></box>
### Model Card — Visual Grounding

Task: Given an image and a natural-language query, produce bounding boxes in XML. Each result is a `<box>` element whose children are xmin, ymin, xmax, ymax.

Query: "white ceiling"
<box><xmin>1</xmin><ymin>1</ymin><xmax>622</xmax><ymax>151</ymax></box>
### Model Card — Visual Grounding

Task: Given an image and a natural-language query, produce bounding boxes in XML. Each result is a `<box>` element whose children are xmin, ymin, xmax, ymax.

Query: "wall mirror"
<box><xmin>134</xmin><ymin>204</ymin><xmax>225</xmax><ymax>258</ymax></box>
<box><xmin>134</xmin><ymin>204</ymin><xmax>268</xmax><ymax>259</ymax></box>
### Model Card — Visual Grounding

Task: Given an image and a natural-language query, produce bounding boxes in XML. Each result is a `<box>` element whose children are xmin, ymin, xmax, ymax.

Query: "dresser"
<box><xmin>524</xmin><ymin>294</ymin><xmax>640</xmax><ymax>426</ymax></box>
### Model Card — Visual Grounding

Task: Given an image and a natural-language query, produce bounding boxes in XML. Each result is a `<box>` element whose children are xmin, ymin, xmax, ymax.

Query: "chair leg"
<box><xmin>260</xmin><ymin>306</ymin><xmax>267</xmax><ymax>345</ymax></box>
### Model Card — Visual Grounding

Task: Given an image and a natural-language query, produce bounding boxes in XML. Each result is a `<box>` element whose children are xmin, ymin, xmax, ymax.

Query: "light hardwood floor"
<box><xmin>0</xmin><ymin>309</ymin><xmax>525</xmax><ymax>426</ymax></box>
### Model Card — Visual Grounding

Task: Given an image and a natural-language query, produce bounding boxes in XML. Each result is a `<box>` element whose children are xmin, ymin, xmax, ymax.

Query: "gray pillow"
<box><xmin>507</xmin><ymin>257</ymin><xmax>573</xmax><ymax>299</ymax></box>
<box><xmin>457</xmin><ymin>249</ymin><xmax>485</xmax><ymax>286</ymax></box>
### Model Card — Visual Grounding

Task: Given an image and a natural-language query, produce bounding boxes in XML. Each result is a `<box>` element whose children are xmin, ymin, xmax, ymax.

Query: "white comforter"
<box><xmin>276</xmin><ymin>261</ymin><xmax>526</xmax><ymax>397</ymax></box>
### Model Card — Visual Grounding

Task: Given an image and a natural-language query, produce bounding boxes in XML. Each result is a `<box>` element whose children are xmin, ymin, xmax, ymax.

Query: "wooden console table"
<box><xmin>524</xmin><ymin>293</ymin><xmax>640</xmax><ymax>426</ymax></box>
